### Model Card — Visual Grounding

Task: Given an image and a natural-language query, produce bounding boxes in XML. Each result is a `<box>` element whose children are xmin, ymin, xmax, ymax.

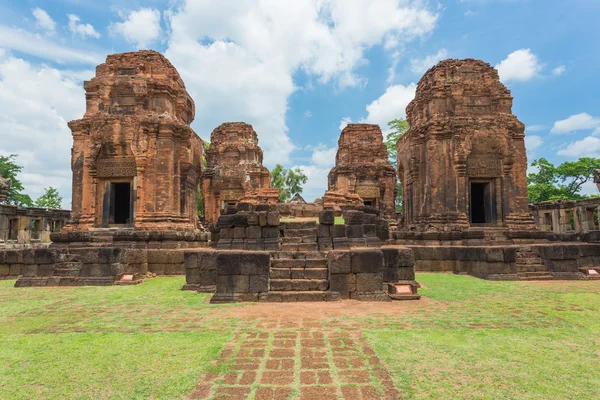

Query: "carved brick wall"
<box><xmin>66</xmin><ymin>51</ymin><xmax>203</xmax><ymax>232</ymax></box>
<box><xmin>397</xmin><ymin>58</ymin><xmax>533</xmax><ymax>231</ymax></box>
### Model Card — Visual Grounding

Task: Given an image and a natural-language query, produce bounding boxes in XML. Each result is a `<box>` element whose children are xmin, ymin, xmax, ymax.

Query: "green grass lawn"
<box><xmin>1</xmin><ymin>274</ymin><xmax>599</xmax><ymax>399</ymax></box>
<box><xmin>0</xmin><ymin>278</ymin><xmax>233</xmax><ymax>400</ymax></box>
<box><xmin>366</xmin><ymin>274</ymin><xmax>600</xmax><ymax>399</ymax></box>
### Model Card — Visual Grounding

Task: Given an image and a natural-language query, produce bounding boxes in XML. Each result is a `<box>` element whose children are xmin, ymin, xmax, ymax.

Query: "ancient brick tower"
<box><xmin>327</xmin><ymin>124</ymin><xmax>397</xmax><ymax>216</ymax></box>
<box><xmin>67</xmin><ymin>51</ymin><xmax>204</xmax><ymax>231</ymax></box>
<box><xmin>202</xmin><ymin>122</ymin><xmax>273</xmax><ymax>223</ymax></box>
<box><xmin>397</xmin><ymin>59</ymin><xmax>533</xmax><ymax>231</ymax></box>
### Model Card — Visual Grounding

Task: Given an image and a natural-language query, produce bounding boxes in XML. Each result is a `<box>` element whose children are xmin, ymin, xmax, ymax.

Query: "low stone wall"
<box><xmin>410</xmin><ymin>243</ymin><xmax>599</xmax><ymax>279</ymax></box>
<box><xmin>182</xmin><ymin>250</ymin><xmax>217</xmax><ymax>291</ymax></box>
<box><xmin>213</xmin><ymin>204</ymin><xmax>280</xmax><ymax>251</ymax></box>
<box><xmin>328</xmin><ymin>247</ymin><xmax>413</xmax><ymax>300</ymax></box>
<box><xmin>210</xmin><ymin>251</ymin><xmax>270</xmax><ymax>303</ymax></box>
<box><xmin>313</xmin><ymin>210</ymin><xmax>389</xmax><ymax>251</ymax></box>
<box><xmin>50</xmin><ymin>230</ymin><xmax>210</xmax><ymax>249</ymax></box>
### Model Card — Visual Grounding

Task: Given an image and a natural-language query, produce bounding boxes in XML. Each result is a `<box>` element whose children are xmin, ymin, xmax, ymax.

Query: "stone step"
<box><xmin>518</xmin><ymin>272</ymin><xmax>554</xmax><ymax>280</ymax></box>
<box><xmin>516</xmin><ymin>257</ymin><xmax>544</xmax><ymax>265</ymax></box>
<box><xmin>272</xmin><ymin>259</ymin><xmax>327</xmax><ymax>269</ymax></box>
<box><xmin>53</xmin><ymin>268</ymin><xmax>81</xmax><ymax>277</ymax></box>
<box><xmin>282</xmin><ymin>236</ymin><xmax>317</xmax><ymax>244</ymax></box>
<box><xmin>259</xmin><ymin>291</ymin><xmax>340</xmax><ymax>302</ymax></box>
<box><xmin>270</xmin><ymin>268</ymin><xmax>328</xmax><ymax>280</ymax></box>
<box><xmin>271</xmin><ymin>251</ymin><xmax>326</xmax><ymax>260</ymax></box>
<box><xmin>280</xmin><ymin>222</ymin><xmax>317</xmax><ymax>230</ymax></box>
<box><xmin>270</xmin><ymin>279</ymin><xmax>329</xmax><ymax>291</ymax></box>
<box><xmin>280</xmin><ymin>243</ymin><xmax>319</xmax><ymax>252</ymax></box>
<box><xmin>283</xmin><ymin>228</ymin><xmax>317</xmax><ymax>237</ymax></box>
<box><xmin>60</xmin><ymin>254</ymin><xmax>79</xmax><ymax>262</ymax></box>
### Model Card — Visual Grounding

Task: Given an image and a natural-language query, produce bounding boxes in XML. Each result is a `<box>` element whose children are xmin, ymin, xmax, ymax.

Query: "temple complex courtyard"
<box><xmin>1</xmin><ymin>274</ymin><xmax>598</xmax><ymax>399</ymax></box>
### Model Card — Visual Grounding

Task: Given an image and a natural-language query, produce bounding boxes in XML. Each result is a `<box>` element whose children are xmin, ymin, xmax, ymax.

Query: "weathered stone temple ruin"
<box><xmin>202</xmin><ymin>122</ymin><xmax>275</xmax><ymax>224</ymax></box>
<box><xmin>397</xmin><ymin>59</ymin><xmax>532</xmax><ymax>231</ymax></box>
<box><xmin>66</xmin><ymin>51</ymin><xmax>204</xmax><ymax>232</ymax></box>
<box><xmin>327</xmin><ymin>124</ymin><xmax>397</xmax><ymax>216</ymax></box>
<box><xmin>5</xmin><ymin>52</ymin><xmax>600</xmax><ymax>292</ymax></box>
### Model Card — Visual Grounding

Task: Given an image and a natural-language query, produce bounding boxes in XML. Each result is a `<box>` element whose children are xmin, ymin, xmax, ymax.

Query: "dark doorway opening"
<box><xmin>470</xmin><ymin>182</ymin><xmax>490</xmax><ymax>224</ymax></box>
<box><xmin>363</xmin><ymin>200</ymin><xmax>375</xmax><ymax>207</ymax></box>
<box><xmin>111</xmin><ymin>182</ymin><xmax>131</xmax><ymax>225</ymax></box>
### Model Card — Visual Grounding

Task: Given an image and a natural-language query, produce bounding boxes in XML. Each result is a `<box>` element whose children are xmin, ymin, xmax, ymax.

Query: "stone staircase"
<box><xmin>52</xmin><ymin>254</ymin><xmax>83</xmax><ymax>278</ymax></box>
<box><xmin>279</xmin><ymin>221</ymin><xmax>319</xmax><ymax>252</ymax></box>
<box><xmin>260</xmin><ymin>251</ymin><xmax>340</xmax><ymax>302</ymax></box>
<box><xmin>516</xmin><ymin>246</ymin><xmax>554</xmax><ymax>280</ymax></box>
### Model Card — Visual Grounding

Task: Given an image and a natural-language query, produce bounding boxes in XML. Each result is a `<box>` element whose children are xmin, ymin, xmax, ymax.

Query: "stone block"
<box><xmin>397</xmin><ymin>266</ymin><xmax>415</xmax><ymax>281</ymax></box>
<box><xmin>329</xmin><ymin>273</ymin><xmax>356</xmax><ymax>299</ymax></box>
<box><xmin>328</xmin><ymin>250</ymin><xmax>352</xmax><ymax>274</ymax></box>
<box><xmin>363</xmin><ymin>213</ymin><xmax>377</xmax><ymax>225</ymax></box>
<box><xmin>216</xmin><ymin>275</ymin><xmax>249</xmax><ymax>293</ymax></box>
<box><xmin>485</xmin><ymin>247</ymin><xmax>505</xmax><ymax>263</ymax></box>
<box><xmin>345</xmin><ymin>225</ymin><xmax>364</xmax><ymax>238</ymax></box>
<box><xmin>267</xmin><ymin>211</ymin><xmax>280</xmax><ymax>226</ymax></box>
<box><xmin>262</xmin><ymin>227</ymin><xmax>279</xmax><ymax>239</ymax></box>
<box><xmin>319</xmin><ymin>210</ymin><xmax>335</xmax><ymax>225</ymax></box>
<box><xmin>246</xmin><ymin>226</ymin><xmax>262</xmax><ymax>239</ymax></box>
<box><xmin>263</xmin><ymin>238</ymin><xmax>280</xmax><ymax>251</ymax></box>
<box><xmin>230</xmin><ymin>239</ymin><xmax>245</xmax><ymax>250</ymax></box>
<box><xmin>376</xmin><ymin>219</ymin><xmax>390</xmax><ymax>240</ymax></box>
<box><xmin>186</xmin><ymin>266</ymin><xmax>201</xmax><ymax>284</ymax></box>
<box><xmin>256</xmin><ymin>204</ymin><xmax>270</xmax><ymax>212</ymax></box>
<box><xmin>344</xmin><ymin>210</ymin><xmax>364</xmax><ymax>225</ymax></box>
<box><xmin>318</xmin><ymin>238</ymin><xmax>333</xmax><ymax>251</ymax></box>
<box><xmin>504</xmin><ymin>247</ymin><xmax>517</xmax><ymax>263</ymax></box>
<box><xmin>331</xmin><ymin>224</ymin><xmax>346</xmax><ymax>238</ymax></box>
<box><xmin>363</xmin><ymin>224</ymin><xmax>377</xmax><ymax>237</ymax></box>
<box><xmin>199</xmin><ymin>269</ymin><xmax>217</xmax><ymax>286</ymax></box>
<box><xmin>258</xmin><ymin>211</ymin><xmax>268</xmax><ymax>227</ymax></box>
<box><xmin>216</xmin><ymin>239</ymin><xmax>232</xmax><ymax>250</ymax></box>
<box><xmin>351</xmin><ymin>249</ymin><xmax>383</xmax><ymax>273</ymax></box>
<box><xmin>249</xmin><ymin>274</ymin><xmax>269</xmax><ymax>293</ymax></box>
<box><xmin>237</xmin><ymin>202</ymin><xmax>254</xmax><ymax>212</ymax></box>
<box><xmin>217</xmin><ymin>215</ymin><xmax>235</xmax><ymax>228</ymax></box>
<box><xmin>232</xmin><ymin>214</ymin><xmax>249</xmax><ymax>227</ymax></box>
<box><xmin>382</xmin><ymin>268</ymin><xmax>398</xmax><ymax>283</ymax></box>
<box><xmin>348</xmin><ymin>238</ymin><xmax>366</xmax><ymax>248</ymax></box>
<box><xmin>355</xmin><ymin>273</ymin><xmax>382</xmax><ymax>292</ymax></box>
<box><xmin>247</xmin><ymin>212</ymin><xmax>259</xmax><ymax>226</ymax></box>
<box><xmin>184</xmin><ymin>252</ymin><xmax>199</xmax><ymax>270</ymax></box>
<box><xmin>365</xmin><ymin>237</ymin><xmax>381</xmax><ymax>247</ymax></box>
<box><xmin>318</xmin><ymin>224</ymin><xmax>331</xmax><ymax>238</ymax></box>
<box><xmin>333</xmin><ymin>237</ymin><xmax>350</xmax><ymax>250</ymax></box>
<box><xmin>245</xmin><ymin>239</ymin><xmax>264</xmax><ymax>251</ymax></box>
<box><xmin>0</xmin><ymin>264</ymin><xmax>9</xmax><ymax>276</ymax></box>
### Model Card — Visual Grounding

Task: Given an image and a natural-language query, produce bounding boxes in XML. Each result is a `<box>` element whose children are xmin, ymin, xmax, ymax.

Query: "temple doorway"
<box><xmin>470</xmin><ymin>181</ymin><xmax>495</xmax><ymax>224</ymax></box>
<box><xmin>103</xmin><ymin>181</ymin><xmax>133</xmax><ymax>226</ymax></box>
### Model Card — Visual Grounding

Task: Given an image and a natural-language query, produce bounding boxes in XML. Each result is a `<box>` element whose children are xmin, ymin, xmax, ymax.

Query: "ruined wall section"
<box><xmin>202</xmin><ymin>123</ymin><xmax>272</xmax><ymax>223</ymax></box>
<box><xmin>328</xmin><ymin>124</ymin><xmax>397</xmax><ymax>216</ymax></box>
<box><xmin>67</xmin><ymin>51</ymin><xmax>203</xmax><ymax>232</ymax></box>
<box><xmin>397</xmin><ymin>59</ymin><xmax>532</xmax><ymax>231</ymax></box>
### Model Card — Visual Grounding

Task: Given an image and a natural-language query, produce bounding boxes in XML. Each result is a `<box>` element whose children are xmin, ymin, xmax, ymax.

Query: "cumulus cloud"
<box><xmin>552</xmin><ymin>65</ymin><xmax>566</xmax><ymax>76</ymax></box>
<box><xmin>495</xmin><ymin>49</ymin><xmax>542</xmax><ymax>82</ymax></box>
<box><xmin>164</xmin><ymin>0</ymin><xmax>438</xmax><ymax>165</ymax></box>
<box><xmin>311</xmin><ymin>144</ymin><xmax>337</xmax><ymax>169</ymax></box>
<box><xmin>551</xmin><ymin>112</ymin><xmax>600</xmax><ymax>135</ymax></box>
<box><xmin>339</xmin><ymin>116</ymin><xmax>352</xmax><ymax>131</ymax></box>
<box><xmin>0</xmin><ymin>25</ymin><xmax>102</xmax><ymax>64</ymax></box>
<box><xmin>525</xmin><ymin>125</ymin><xmax>545</xmax><ymax>132</ymax></box>
<box><xmin>0</xmin><ymin>52</ymin><xmax>87</xmax><ymax>208</ymax></box>
<box><xmin>525</xmin><ymin>135</ymin><xmax>543</xmax><ymax>152</ymax></box>
<box><xmin>410</xmin><ymin>48</ymin><xmax>448</xmax><ymax>74</ymax></box>
<box><xmin>557</xmin><ymin>136</ymin><xmax>600</xmax><ymax>158</ymax></box>
<box><xmin>110</xmin><ymin>8</ymin><xmax>161</xmax><ymax>48</ymax></box>
<box><xmin>68</xmin><ymin>14</ymin><xmax>101</xmax><ymax>39</ymax></box>
<box><xmin>363</xmin><ymin>83</ymin><xmax>416</xmax><ymax>130</ymax></box>
<box><xmin>32</xmin><ymin>8</ymin><xmax>56</xmax><ymax>32</ymax></box>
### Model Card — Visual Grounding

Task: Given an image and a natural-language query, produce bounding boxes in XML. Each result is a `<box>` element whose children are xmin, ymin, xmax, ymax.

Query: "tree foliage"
<box><xmin>197</xmin><ymin>141</ymin><xmax>211</xmax><ymax>217</ymax></box>
<box><xmin>527</xmin><ymin>157</ymin><xmax>600</xmax><ymax>203</ymax></box>
<box><xmin>270</xmin><ymin>164</ymin><xmax>308</xmax><ymax>202</ymax></box>
<box><xmin>0</xmin><ymin>154</ymin><xmax>33</xmax><ymax>207</ymax></box>
<box><xmin>384</xmin><ymin>119</ymin><xmax>409</xmax><ymax>212</ymax></box>
<box><xmin>34</xmin><ymin>187</ymin><xmax>63</xmax><ymax>209</ymax></box>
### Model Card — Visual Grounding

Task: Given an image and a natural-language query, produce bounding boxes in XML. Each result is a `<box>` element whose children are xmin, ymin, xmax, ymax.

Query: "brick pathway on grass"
<box><xmin>188</xmin><ymin>313</ymin><xmax>401</xmax><ymax>400</ymax></box>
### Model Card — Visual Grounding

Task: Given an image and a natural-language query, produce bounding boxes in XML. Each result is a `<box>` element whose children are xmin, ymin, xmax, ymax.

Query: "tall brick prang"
<box><xmin>397</xmin><ymin>58</ymin><xmax>534</xmax><ymax>231</ymax></box>
<box><xmin>327</xmin><ymin>124</ymin><xmax>397</xmax><ymax>216</ymax></box>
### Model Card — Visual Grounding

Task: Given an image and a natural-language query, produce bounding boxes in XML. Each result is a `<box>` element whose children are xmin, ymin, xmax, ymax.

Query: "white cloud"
<box><xmin>311</xmin><ymin>144</ymin><xmax>337</xmax><ymax>169</ymax></box>
<box><xmin>68</xmin><ymin>14</ymin><xmax>101</xmax><ymax>39</ymax></box>
<box><xmin>495</xmin><ymin>49</ymin><xmax>542</xmax><ymax>82</ymax></box>
<box><xmin>557</xmin><ymin>136</ymin><xmax>600</xmax><ymax>158</ymax></box>
<box><xmin>0</xmin><ymin>25</ymin><xmax>102</xmax><ymax>64</ymax></box>
<box><xmin>291</xmin><ymin>164</ymin><xmax>329</xmax><ymax>202</ymax></box>
<box><xmin>552</xmin><ymin>65</ymin><xmax>566</xmax><ymax>76</ymax></box>
<box><xmin>110</xmin><ymin>8</ymin><xmax>161</xmax><ymax>48</ymax></box>
<box><xmin>339</xmin><ymin>116</ymin><xmax>352</xmax><ymax>131</ymax></box>
<box><xmin>410</xmin><ymin>48</ymin><xmax>448</xmax><ymax>74</ymax></box>
<box><xmin>165</xmin><ymin>0</ymin><xmax>438</xmax><ymax>166</ymax></box>
<box><xmin>32</xmin><ymin>8</ymin><xmax>56</xmax><ymax>32</ymax></box>
<box><xmin>0</xmin><ymin>52</ymin><xmax>87</xmax><ymax>208</ymax></box>
<box><xmin>525</xmin><ymin>135</ymin><xmax>543</xmax><ymax>152</ymax></box>
<box><xmin>304</xmin><ymin>110</ymin><xmax>312</xmax><ymax>119</ymax></box>
<box><xmin>364</xmin><ymin>83</ymin><xmax>416</xmax><ymax>130</ymax></box>
<box><xmin>550</xmin><ymin>113</ymin><xmax>600</xmax><ymax>134</ymax></box>
<box><xmin>525</xmin><ymin>124</ymin><xmax>545</xmax><ymax>132</ymax></box>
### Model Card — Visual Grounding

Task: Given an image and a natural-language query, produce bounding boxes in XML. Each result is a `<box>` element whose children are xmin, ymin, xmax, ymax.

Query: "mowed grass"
<box><xmin>366</xmin><ymin>274</ymin><xmax>600</xmax><ymax>399</ymax></box>
<box><xmin>0</xmin><ymin>278</ymin><xmax>234</xmax><ymax>400</ymax></box>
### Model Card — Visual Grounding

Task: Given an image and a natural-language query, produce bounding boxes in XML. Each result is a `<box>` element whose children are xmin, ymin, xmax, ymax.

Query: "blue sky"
<box><xmin>0</xmin><ymin>0</ymin><xmax>599</xmax><ymax>207</ymax></box>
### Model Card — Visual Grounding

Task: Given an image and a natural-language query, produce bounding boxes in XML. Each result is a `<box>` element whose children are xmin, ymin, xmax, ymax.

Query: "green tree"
<box><xmin>385</xmin><ymin>119</ymin><xmax>409</xmax><ymax>212</ymax></box>
<box><xmin>0</xmin><ymin>154</ymin><xmax>33</xmax><ymax>207</ymax></box>
<box><xmin>527</xmin><ymin>157</ymin><xmax>600</xmax><ymax>203</ymax></box>
<box><xmin>34</xmin><ymin>187</ymin><xmax>63</xmax><ymax>209</ymax></box>
<box><xmin>270</xmin><ymin>164</ymin><xmax>308</xmax><ymax>202</ymax></box>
